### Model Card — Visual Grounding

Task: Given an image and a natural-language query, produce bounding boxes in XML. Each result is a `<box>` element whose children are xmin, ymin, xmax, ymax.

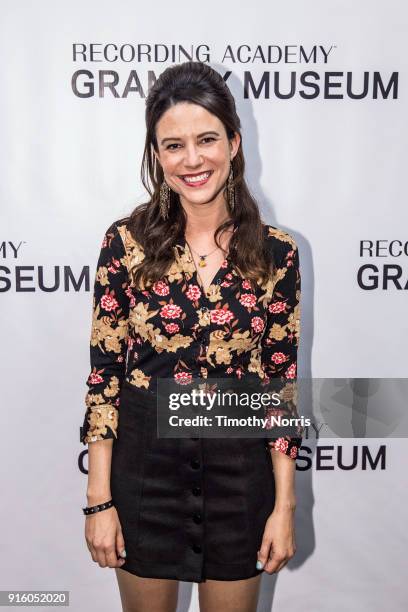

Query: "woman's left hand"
<box><xmin>257</xmin><ymin>507</ymin><xmax>297</xmax><ymax>574</ymax></box>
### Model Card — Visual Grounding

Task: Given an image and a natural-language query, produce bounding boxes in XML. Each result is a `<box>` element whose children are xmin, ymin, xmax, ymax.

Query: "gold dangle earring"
<box><xmin>227</xmin><ymin>160</ymin><xmax>235</xmax><ymax>212</ymax></box>
<box><xmin>159</xmin><ymin>179</ymin><xmax>170</xmax><ymax>220</ymax></box>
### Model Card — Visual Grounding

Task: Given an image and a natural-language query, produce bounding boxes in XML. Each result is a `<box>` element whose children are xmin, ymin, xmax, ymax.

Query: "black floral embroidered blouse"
<box><xmin>81</xmin><ymin>217</ymin><xmax>303</xmax><ymax>460</ymax></box>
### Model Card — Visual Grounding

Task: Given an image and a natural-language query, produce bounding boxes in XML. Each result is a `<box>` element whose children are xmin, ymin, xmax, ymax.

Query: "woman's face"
<box><xmin>153</xmin><ymin>102</ymin><xmax>240</xmax><ymax>211</ymax></box>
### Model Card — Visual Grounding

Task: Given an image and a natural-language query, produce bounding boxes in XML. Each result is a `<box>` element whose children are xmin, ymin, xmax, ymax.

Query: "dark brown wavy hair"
<box><xmin>124</xmin><ymin>60</ymin><xmax>274</xmax><ymax>290</ymax></box>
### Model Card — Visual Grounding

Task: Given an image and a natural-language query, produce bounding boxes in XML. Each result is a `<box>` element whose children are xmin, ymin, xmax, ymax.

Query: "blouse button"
<box><xmin>192</xmin><ymin>543</ymin><xmax>202</xmax><ymax>554</ymax></box>
<box><xmin>192</xmin><ymin>512</ymin><xmax>202</xmax><ymax>524</ymax></box>
<box><xmin>190</xmin><ymin>459</ymin><xmax>200</xmax><ymax>469</ymax></box>
<box><xmin>192</xmin><ymin>485</ymin><xmax>202</xmax><ymax>496</ymax></box>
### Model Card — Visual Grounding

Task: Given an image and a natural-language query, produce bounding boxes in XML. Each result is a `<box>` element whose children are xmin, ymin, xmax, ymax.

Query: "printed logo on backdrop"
<box><xmin>70</xmin><ymin>44</ymin><xmax>399</xmax><ymax>100</ymax></box>
<box><xmin>0</xmin><ymin>241</ymin><xmax>90</xmax><ymax>292</ymax></box>
<box><xmin>358</xmin><ymin>239</ymin><xmax>408</xmax><ymax>290</ymax></box>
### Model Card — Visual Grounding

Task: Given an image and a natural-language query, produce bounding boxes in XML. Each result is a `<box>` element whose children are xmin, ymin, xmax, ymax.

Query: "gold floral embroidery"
<box><xmin>129</xmin><ymin>368</ymin><xmax>151</xmax><ymax>389</ymax></box>
<box><xmin>171</xmin><ymin>245</ymin><xmax>195</xmax><ymax>279</ymax></box>
<box><xmin>90</xmin><ymin>304</ymin><xmax>128</xmax><ymax>354</ymax></box>
<box><xmin>205</xmin><ymin>285</ymin><xmax>222</xmax><ymax>302</ymax></box>
<box><xmin>268</xmin><ymin>226</ymin><xmax>297</xmax><ymax>250</ymax></box>
<box><xmin>248</xmin><ymin>347</ymin><xmax>266</xmax><ymax>379</ymax></box>
<box><xmin>287</xmin><ymin>306</ymin><xmax>301</xmax><ymax>339</ymax></box>
<box><xmin>104</xmin><ymin>376</ymin><xmax>120</xmax><ymax>397</ymax></box>
<box><xmin>129</xmin><ymin>302</ymin><xmax>194</xmax><ymax>353</ymax></box>
<box><xmin>96</xmin><ymin>266</ymin><xmax>110</xmax><ymax>287</ymax></box>
<box><xmin>85</xmin><ymin>392</ymin><xmax>106</xmax><ymax>407</ymax></box>
<box><xmin>207</xmin><ymin>330</ymin><xmax>259</xmax><ymax>367</ymax></box>
<box><xmin>198</xmin><ymin>309</ymin><xmax>211</xmax><ymax>326</ymax></box>
<box><xmin>280</xmin><ymin>381</ymin><xmax>297</xmax><ymax>404</ymax></box>
<box><xmin>83</xmin><ymin>404</ymin><xmax>118</xmax><ymax>443</ymax></box>
<box><xmin>273</xmin><ymin>266</ymin><xmax>287</xmax><ymax>286</ymax></box>
<box><xmin>118</xmin><ymin>224</ymin><xmax>145</xmax><ymax>268</ymax></box>
<box><xmin>268</xmin><ymin>323</ymin><xmax>287</xmax><ymax>342</ymax></box>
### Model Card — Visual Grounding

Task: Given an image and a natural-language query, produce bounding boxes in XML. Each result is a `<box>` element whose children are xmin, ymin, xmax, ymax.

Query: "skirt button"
<box><xmin>192</xmin><ymin>486</ymin><xmax>202</xmax><ymax>496</ymax></box>
<box><xmin>192</xmin><ymin>512</ymin><xmax>202</xmax><ymax>524</ymax></box>
<box><xmin>192</xmin><ymin>543</ymin><xmax>202</xmax><ymax>553</ymax></box>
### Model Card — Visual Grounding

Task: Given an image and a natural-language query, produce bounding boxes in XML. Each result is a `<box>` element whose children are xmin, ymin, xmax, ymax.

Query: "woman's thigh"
<box><xmin>198</xmin><ymin>574</ymin><xmax>262</xmax><ymax>612</ymax></box>
<box><xmin>114</xmin><ymin>568</ymin><xmax>179</xmax><ymax>612</ymax></box>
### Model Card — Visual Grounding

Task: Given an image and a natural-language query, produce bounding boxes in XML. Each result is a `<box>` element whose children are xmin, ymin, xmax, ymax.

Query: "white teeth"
<box><xmin>183</xmin><ymin>171</ymin><xmax>211</xmax><ymax>183</ymax></box>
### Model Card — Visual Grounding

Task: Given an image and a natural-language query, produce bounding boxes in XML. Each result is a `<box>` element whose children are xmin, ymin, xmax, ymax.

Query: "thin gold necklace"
<box><xmin>186</xmin><ymin>241</ymin><xmax>221</xmax><ymax>268</ymax></box>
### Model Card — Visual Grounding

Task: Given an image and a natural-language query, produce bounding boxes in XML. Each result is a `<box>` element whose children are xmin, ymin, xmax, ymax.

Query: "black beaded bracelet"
<box><xmin>82</xmin><ymin>499</ymin><xmax>114</xmax><ymax>515</ymax></box>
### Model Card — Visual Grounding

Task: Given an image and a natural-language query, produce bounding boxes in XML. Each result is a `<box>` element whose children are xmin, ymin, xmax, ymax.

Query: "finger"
<box><xmin>94</xmin><ymin>543</ymin><xmax>109</xmax><ymax>568</ymax></box>
<box><xmin>105</xmin><ymin>544</ymin><xmax>124</xmax><ymax>568</ymax></box>
<box><xmin>274</xmin><ymin>559</ymin><xmax>289</xmax><ymax>573</ymax></box>
<box><xmin>256</xmin><ymin>537</ymin><xmax>273</xmax><ymax>570</ymax></box>
<box><xmin>263</xmin><ymin>551</ymin><xmax>286</xmax><ymax>574</ymax></box>
<box><xmin>116</xmin><ymin>528</ymin><xmax>127</xmax><ymax>561</ymax></box>
<box><xmin>86</xmin><ymin>540</ymin><xmax>98</xmax><ymax>563</ymax></box>
<box><xmin>275</xmin><ymin>547</ymin><xmax>295</xmax><ymax>572</ymax></box>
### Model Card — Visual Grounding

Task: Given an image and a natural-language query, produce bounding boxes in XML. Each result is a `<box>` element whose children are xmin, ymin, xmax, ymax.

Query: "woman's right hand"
<box><xmin>85</xmin><ymin>506</ymin><xmax>127</xmax><ymax>568</ymax></box>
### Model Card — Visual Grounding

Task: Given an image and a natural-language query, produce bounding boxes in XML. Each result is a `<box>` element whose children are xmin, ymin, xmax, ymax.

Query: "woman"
<box><xmin>81</xmin><ymin>61</ymin><xmax>302</xmax><ymax>612</ymax></box>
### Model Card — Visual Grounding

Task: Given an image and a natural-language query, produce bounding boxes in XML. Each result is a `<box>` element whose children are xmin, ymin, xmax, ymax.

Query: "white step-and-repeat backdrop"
<box><xmin>1</xmin><ymin>1</ymin><xmax>407</xmax><ymax>610</ymax></box>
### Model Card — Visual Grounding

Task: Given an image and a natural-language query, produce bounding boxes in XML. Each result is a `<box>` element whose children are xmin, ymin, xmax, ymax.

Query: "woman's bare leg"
<box><xmin>198</xmin><ymin>574</ymin><xmax>262</xmax><ymax>612</ymax></box>
<box><xmin>114</xmin><ymin>568</ymin><xmax>179</xmax><ymax>612</ymax></box>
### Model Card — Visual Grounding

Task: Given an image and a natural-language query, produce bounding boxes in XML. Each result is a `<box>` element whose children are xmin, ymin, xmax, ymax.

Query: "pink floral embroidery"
<box><xmin>153</xmin><ymin>280</ymin><xmax>170</xmax><ymax>296</ymax></box>
<box><xmin>100</xmin><ymin>294</ymin><xmax>119</xmax><ymax>312</ymax></box>
<box><xmin>273</xmin><ymin>437</ymin><xmax>289</xmax><ymax>453</ymax></box>
<box><xmin>289</xmin><ymin>446</ymin><xmax>298</xmax><ymax>459</ymax></box>
<box><xmin>286</xmin><ymin>249</ymin><xmax>295</xmax><ymax>267</ymax></box>
<box><xmin>285</xmin><ymin>363</ymin><xmax>296</xmax><ymax>379</ymax></box>
<box><xmin>88</xmin><ymin>371</ymin><xmax>104</xmax><ymax>385</ymax></box>
<box><xmin>269</xmin><ymin>301</ymin><xmax>286</xmax><ymax>314</ymax></box>
<box><xmin>251</xmin><ymin>316</ymin><xmax>265</xmax><ymax>333</ymax></box>
<box><xmin>239</xmin><ymin>293</ymin><xmax>257</xmax><ymax>309</ymax></box>
<box><xmin>160</xmin><ymin>303</ymin><xmax>183</xmax><ymax>319</ymax></box>
<box><xmin>165</xmin><ymin>322</ymin><xmax>180</xmax><ymax>334</ymax></box>
<box><xmin>271</xmin><ymin>352</ymin><xmax>288</xmax><ymax>364</ymax></box>
<box><xmin>125</xmin><ymin>286</ymin><xmax>136</xmax><ymax>307</ymax></box>
<box><xmin>186</xmin><ymin>284</ymin><xmax>202</xmax><ymax>301</ymax></box>
<box><xmin>210</xmin><ymin>308</ymin><xmax>234</xmax><ymax>325</ymax></box>
<box><xmin>174</xmin><ymin>371</ymin><xmax>193</xmax><ymax>385</ymax></box>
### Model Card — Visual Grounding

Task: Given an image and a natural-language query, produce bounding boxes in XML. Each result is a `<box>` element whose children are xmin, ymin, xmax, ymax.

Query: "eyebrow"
<box><xmin>160</xmin><ymin>131</ymin><xmax>220</xmax><ymax>145</ymax></box>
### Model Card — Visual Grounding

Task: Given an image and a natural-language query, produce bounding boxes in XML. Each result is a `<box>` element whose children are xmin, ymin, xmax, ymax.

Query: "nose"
<box><xmin>183</xmin><ymin>143</ymin><xmax>203</xmax><ymax>168</ymax></box>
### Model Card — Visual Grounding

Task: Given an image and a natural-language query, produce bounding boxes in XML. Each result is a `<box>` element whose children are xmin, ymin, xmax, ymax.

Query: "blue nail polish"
<box><xmin>256</xmin><ymin>560</ymin><xmax>264</xmax><ymax>570</ymax></box>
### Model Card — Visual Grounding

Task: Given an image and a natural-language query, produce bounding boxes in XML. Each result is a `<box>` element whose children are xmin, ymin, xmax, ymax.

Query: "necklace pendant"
<box><xmin>198</xmin><ymin>258</ymin><xmax>207</xmax><ymax>267</ymax></box>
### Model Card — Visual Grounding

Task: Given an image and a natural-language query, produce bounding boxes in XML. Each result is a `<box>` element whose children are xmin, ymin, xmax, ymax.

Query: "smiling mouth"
<box><xmin>179</xmin><ymin>170</ymin><xmax>213</xmax><ymax>185</ymax></box>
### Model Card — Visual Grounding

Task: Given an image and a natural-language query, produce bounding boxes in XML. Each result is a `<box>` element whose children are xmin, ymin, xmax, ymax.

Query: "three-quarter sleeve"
<box><xmin>80</xmin><ymin>221</ymin><xmax>130</xmax><ymax>445</ymax></box>
<box><xmin>261</xmin><ymin>233</ymin><xmax>303</xmax><ymax>460</ymax></box>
